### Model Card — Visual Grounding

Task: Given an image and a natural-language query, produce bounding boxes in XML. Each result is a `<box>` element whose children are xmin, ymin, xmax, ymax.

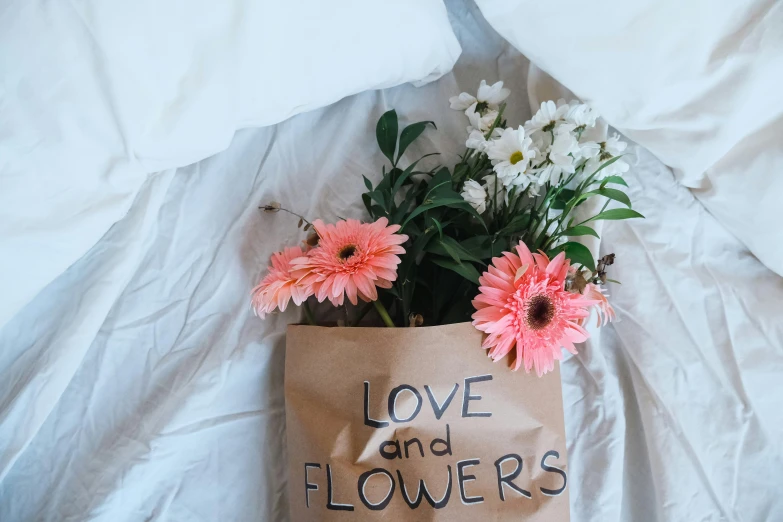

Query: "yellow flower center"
<box><xmin>526</xmin><ymin>294</ymin><xmax>555</xmax><ymax>330</ymax></box>
<box><xmin>337</xmin><ymin>244</ymin><xmax>358</xmax><ymax>261</ymax></box>
<box><xmin>510</xmin><ymin>151</ymin><xmax>524</xmax><ymax>165</ymax></box>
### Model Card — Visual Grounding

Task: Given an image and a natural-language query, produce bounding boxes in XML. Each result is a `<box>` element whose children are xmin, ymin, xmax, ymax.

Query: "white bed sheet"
<box><xmin>1</xmin><ymin>1</ymin><xmax>782</xmax><ymax>520</ymax></box>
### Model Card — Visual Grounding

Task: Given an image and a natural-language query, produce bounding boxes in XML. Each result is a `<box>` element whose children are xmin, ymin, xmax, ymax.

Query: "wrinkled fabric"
<box><xmin>475</xmin><ymin>0</ymin><xmax>783</xmax><ymax>277</ymax></box>
<box><xmin>1</xmin><ymin>1</ymin><xmax>782</xmax><ymax>521</ymax></box>
<box><xmin>562</xmin><ymin>144</ymin><xmax>783</xmax><ymax>521</ymax></box>
<box><xmin>0</xmin><ymin>0</ymin><xmax>460</xmax><ymax>332</ymax></box>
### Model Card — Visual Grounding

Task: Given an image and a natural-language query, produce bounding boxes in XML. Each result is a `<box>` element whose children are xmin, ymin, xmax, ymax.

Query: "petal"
<box><xmin>472</xmin><ymin>306</ymin><xmax>507</xmax><ymax>322</ymax></box>
<box><xmin>546</xmin><ymin>252</ymin><xmax>566</xmax><ymax>277</ymax></box>
<box><xmin>514</xmin><ymin>242</ymin><xmax>535</xmax><ymax>267</ymax></box>
<box><xmin>345</xmin><ymin>279</ymin><xmax>359</xmax><ymax>306</ymax></box>
<box><xmin>369</xmin><ymin>255</ymin><xmax>401</xmax><ymax>269</ymax></box>
<box><xmin>532</xmin><ymin>252</ymin><xmax>550</xmax><ymax>270</ymax></box>
<box><xmin>375</xmin><ymin>278</ymin><xmax>393</xmax><ymax>289</ymax></box>
<box><xmin>353</xmin><ymin>273</ymin><xmax>377</xmax><ymax>301</ymax></box>
<box><xmin>332</xmin><ymin>273</ymin><xmax>350</xmax><ymax>298</ymax></box>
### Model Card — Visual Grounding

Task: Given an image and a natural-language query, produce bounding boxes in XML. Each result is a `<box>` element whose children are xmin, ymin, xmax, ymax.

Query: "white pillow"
<box><xmin>0</xmin><ymin>0</ymin><xmax>461</xmax><ymax>329</ymax></box>
<box><xmin>475</xmin><ymin>0</ymin><xmax>783</xmax><ymax>275</ymax></box>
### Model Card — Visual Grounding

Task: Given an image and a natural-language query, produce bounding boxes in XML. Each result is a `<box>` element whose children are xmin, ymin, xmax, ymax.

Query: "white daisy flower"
<box><xmin>536</xmin><ymin>163</ymin><xmax>568</xmax><ymax>186</ymax></box>
<box><xmin>585</xmin><ymin>133</ymin><xmax>630</xmax><ymax>178</ymax></box>
<box><xmin>605</xmin><ymin>133</ymin><xmax>628</xmax><ymax>156</ymax></box>
<box><xmin>565</xmin><ymin>102</ymin><xmax>599</xmax><ymax>129</ymax></box>
<box><xmin>486</xmin><ymin>126</ymin><xmax>537</xmax><ymax>187</ymax></box>
<box><xmin>535</xmin><ymin>128</ymin><xmax>579</xmax><ymax>185</ymax></box>
<box><xmin>466</xmin><ymin>105</ymin><xmax>499</xmax><ymax>133</ymax></box>
<box><xmin>525</xmin><ymin>100</ymin><xmax>570</xmax><ymax>135</ymax></box>
<box><xmin>466</xmin><ymin>129</ymin><xmax>489</xmax><ymax>152</ymax></box>
<box><xmin>550</xmin><ymin>127</ymin><xmax>580</xmax><ymax>165</ymax></box>
<box><xmin>466</xmin><ymin>126</ymin><xmax>502</xmax><ymax>151</ymax></box>
<box><xmin>553</xmin><ymin>98</ymin><xmax>600</xmax><ymax>130</ymax></box>
<box><xmin>461</xmin><ymin>179</ymin><xmax>488</xmax><ymax>214</ymax></box>
<box><xmin>449</xmin><ymin>80</ymin><xmax>511</xmax><ymax>114</ymax></box>
<box><xmin>482</xmin><ymin>174</ymin><xmax>509</xmax><ymax>206</ymax></box>
<box><xmin>575</xmin><ymin>140</ymin><xmax>601</xmax><ymax>160</ymax></box>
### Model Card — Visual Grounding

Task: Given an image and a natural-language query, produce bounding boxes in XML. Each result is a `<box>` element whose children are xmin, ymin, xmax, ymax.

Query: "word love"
<box><xmin>364</xmin><ymin>375</ymin><xmax>493</xmax><ymax>428</ymax></box>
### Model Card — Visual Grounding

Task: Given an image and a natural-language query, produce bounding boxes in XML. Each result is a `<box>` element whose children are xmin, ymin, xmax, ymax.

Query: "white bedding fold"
<box><xmin>0</xmin><ymin>0</ymin><xmax>461</xmax><ymax>331</ymax></box>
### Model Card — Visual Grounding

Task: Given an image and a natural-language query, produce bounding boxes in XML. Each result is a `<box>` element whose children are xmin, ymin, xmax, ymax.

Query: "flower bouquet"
<box><xmin>254</xmin><ymin>81</ymin><xmax>641</xmax><ymax>519</ymax></box>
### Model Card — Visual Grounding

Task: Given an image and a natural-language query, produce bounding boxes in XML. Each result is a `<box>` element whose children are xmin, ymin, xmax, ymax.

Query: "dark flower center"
<box><xmin>526</xmin><ymin>295</ymin><xmax>555</xmax><ymax>330</ymax></box>
<box><xmin>475</xmin><ymin>101</ymin><xmax>489</xmax><ymax>114</ymax></box>
<box><xmin>338</xmin><ymin>244</ymin><xmax>358</xmax><ymax>261</ymax></box>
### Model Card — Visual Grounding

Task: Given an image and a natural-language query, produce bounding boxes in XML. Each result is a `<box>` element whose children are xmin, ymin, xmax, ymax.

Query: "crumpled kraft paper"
<box><xmin>285</xmin><ymin>322</ymin><xmax>570</xmax><ymax>521</ymax></box>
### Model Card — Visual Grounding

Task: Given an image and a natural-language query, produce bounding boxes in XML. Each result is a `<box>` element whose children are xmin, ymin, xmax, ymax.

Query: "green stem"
<box><xmin>373</xmin><ymin>300</ymin><xmax>396</xmax><ymax>328</ymax></box>
<box><xmin>484</xmin><ymin>103</ymin><xmax>506</xmax><ymax>140</ymax></box>
<box><xmin>535</xmin><ymin>216</ymin><xmax>557</xmax><ymax>250</ymax></box>
<box><xmin>303</xmin><ymin>301</ymin><xmax>317</xmax><ymax>326</ymax></box>
<box><xmin>493</xmin><ymin>172</ymin><xmax>499</xmax><ymax>218</ymax></box>
<box><xmin>351</xmin><ymin>301</ymin><xmax>373</xmax><ymax>327</ymax></box>
<box><xmin>303</xmin><ymin>301</ymin><xmax>318</xmax><ymax>326</ymax></box>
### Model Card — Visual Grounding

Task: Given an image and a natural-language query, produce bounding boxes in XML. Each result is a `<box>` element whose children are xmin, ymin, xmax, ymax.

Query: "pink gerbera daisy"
<box><xmin>291</xmin><ymin>218</ymin><xmax>407</xmax><ymax>306</ymax></box>
<box><xmin>471</xmin><ymin>242</ymin><xmax>599</xmax><ymax>376</ymax></box>
<box><xmin>580</xmin><ymin>283</ymin><xmax>616</xmax><ymax>327</ymax></box>
<box><xmin>251</xmin><ymin>246</ymin><xmax>313</xmax><ymax>318</ymax></box>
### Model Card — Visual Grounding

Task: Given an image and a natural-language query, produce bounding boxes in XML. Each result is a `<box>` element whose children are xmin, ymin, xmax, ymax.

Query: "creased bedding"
<box><xmin>0</xmin><ymin>0</ymin><xmax>460</xmax><ymax>331</ymax></box>
<box><xmin>474</xmin><ymin>0</ymin><xmax>783</xmax><ymax>277</ymax></box>
<box><xmin>1</xmin><ymin>1</ymin><xmax>782</xmax><ymax>521</ymax></box>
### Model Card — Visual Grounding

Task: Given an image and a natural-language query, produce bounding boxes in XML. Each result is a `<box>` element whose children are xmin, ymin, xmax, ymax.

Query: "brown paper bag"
<box><xmin>285</xmin><ymin>322</ymin><xmax>570</xmax><ymax>521</ymax></box>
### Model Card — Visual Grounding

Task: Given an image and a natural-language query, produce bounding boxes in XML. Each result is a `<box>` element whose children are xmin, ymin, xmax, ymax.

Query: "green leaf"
<box><xmin>557</xmin><ymin>188</ymin><xmax>576</xmax><ymax>201</ymax></box>
<box><xmin>362</xmin><ymin>175</ymin><xmax>373</xmax><ymax>191</ymax></box>
<box><xmin>361</xmin><ymin>193</ymin><xmax>373</xmax><ymax>217</ymax></box>
<box><xmin>425</xmin><ymin>167</ymin><xmax>454</xmax><ymax>199</ymax></box>
<box><xmin>585</xmin><ymin>208</ymin><xmax>645</xmax><ymax>222</ymax></box>
<box><xmin>431</xmin><ymin>217</ymin><xmax>444</xmax><ymax>240</ymax></box>
<box><xmin>438</xmin><ymin>239</ymin><xmax>462</xmax><ymax>264</ymax></box>
<box><xmin>397</xmin><ymin>121</ymin><xmax>436</xmax><ymax>163</ymax></box>
<box><xmin>460</xmin><ymin>235</ymin><xmax>490</xmax><ymax>257</ymax></box>
<box><xmin>551</xmin><ymin>188</ymin><xmax>576</xmax><ymax>210</ymax></box>
<box><xmin>452</xmin><ymin>200</ymin><xmax>487</xmax><ymax>228</ymax></box>
<box><xmin>599</xmin><ymin>175</ymin><xmax>628</xmax><ymax>188</ymax></box>
<box><xmin>376</xmin><ymin>109</ymin><xmax>398</xmax><ymax>165</ymax></box>
<box><xmin>498</xmin><ymin>212</ymin><xmax>532</xmax><ymax>235</ymax></box>
<box><xmin>427</xmin><ymin>236</ymin><xmax>485</xmax><ymax>265</ymax></box>
<box><xmin>606</xmin><ymin>278</ymin><xmax>622</xmax><ymax>285</ymax></box>
<box><xmin>460</xmin><ymin>235</ymin><xmax>505</xmax><ymax>259</ymax></box>
<box><xmin>400</xmin><ymin>198</ymin><xmax>462</xmax><ymax>228</ymax></box>
<box><xmin>397</xmin><ymin>225</ymin><xmax>439</xmax><ymax>282</ymax></box>
<box><xmin>598</xmin><ymin>188</ymin><xmax>632</xmax><ymax>208</ymax></box>
<box><xmin>384</xmin><ymin>285</ymin><xmax>401</xmax><ymax>298</ymax></box>
<box><xmin>562</xmin><ymin>225</ymin><xmax>600</xmax><ymax>238</ymax></box>
<box><xmin>392</xmin><ymin>153</ymin><xmax>439</xmax><ymax>195</ymax></box>
<box><xmin>548</xmin><ymin>241</ymin><xmax>596</xmax><ymax>272</ymax></box>
<box><xmin>368</xmin><ymin>189</ymin><xmax>387</xmax><ymax>210</ymax></box>
<box><xmin>590</xmin><ymin>155</ymin><xmax>624</xmax><ymax>178</ymax></box>
<box><xmin>401</xmin><ymin>198</ymin><xmax>486</xmax><ymax>231</ymax></box>
<box><xmin>391</xmin><ymin>185</ymin><xmax>420</xmax><ymax>224</ymax></box>
<box><xmin>431</xmin><ymin>257</ymin><xmax>481</xmax><ymax>285</ymax></box>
